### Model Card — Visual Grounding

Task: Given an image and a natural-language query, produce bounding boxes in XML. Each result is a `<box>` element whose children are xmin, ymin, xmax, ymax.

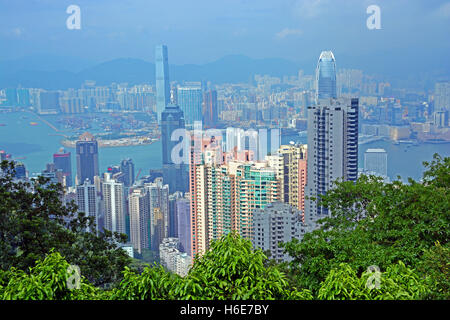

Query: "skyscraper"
<box><xmin>364</xmin><ymin>148</ymin><xmax>388</xmax><ymax>177</ymax></box>
<box><xmin>53</xmin><ymin>148</ymin><xmax>72</xmax><ymax>187</ymax></box>
<box><xmin>145</xmin><ymin>178</ymin><xmax>170</xmax><ymax>248</ymax></box>
<box><xmin>177</xmin><ymin>86</ymin><xmax>203</xmax><ymax>125</ymax></box>
<box><xmin>315</xmin><ymin>51</ymin><xmax>337</xmax><ymax>102</ymax></box>
<box><xmin>161</xmin><ymin>103</ymin><xmax>189</xmax><ymax>193</ymax></box>
<box><xmin>76</xmin><ymin>132</ymin><xmax>99</xmax><ymax>185</ymax></box>
<box><xmin>202</xmin><ymin>90</ymin><xmax>218</xmax><ymax>128</ymax></box>
<box><xmin>76</xmin><ymin>179</ymin><xmax>101</xmax><ymax>233</ymax></box>
<box><xmin>151</xmin><ymin>207</ymin><xmax>165</xmax><ymax>252</ymax></box>
<box><xmin>120</xmin><ymin>158</ymin><xmax>135</xmax><ymax>188</ymax></box>
<box><xmin>189</xmin><ymin>137</ymin><xmax>279</xmax><ymax>258</ymax></box>
<box><xmin>176</xmin><ymin>196</ymin><xmax>191</xmax><ymax>256</ymax></box>
<box><xmin>155</xmin><ymin>44</ymin><xmax>170</xmax><ymax>122</ymax></box>
<box><xmin>304</xmin><ymin>98</ymin><xmax>359</xmax><ymax>222</ymax></box>
<box><xmin>266</xmin><ymin>144</ymin><xmax>308</xmax><ymax>215</ymax></box>
<box><xmin>128</xmin><ymin>187</ymin><xmax>150</xmax><ymax>254</ymax></box>
<box><xmin>252</xmin><ymin>203</ymin><xmax>309</xmax><ymax>262</ymax></box>
<box><xmin>102</xmin><ymin>173</ymin><xmax>126</xmax><ymax>235</ymax></box>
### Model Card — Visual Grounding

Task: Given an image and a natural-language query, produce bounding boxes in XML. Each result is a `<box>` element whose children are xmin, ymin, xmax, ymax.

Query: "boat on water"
<box><xmin>30</xmin><ymin>122</ymin><xmax>38</xmax><ymax>126</ymax></box>
<box><xmin>0</xmin><ymin>123</ymin><xmax>6</xmax><ymax>126</ymax></box>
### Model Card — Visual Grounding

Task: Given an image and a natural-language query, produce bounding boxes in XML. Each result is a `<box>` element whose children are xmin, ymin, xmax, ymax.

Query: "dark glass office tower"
<box><xmin>53</xmin><ymin>148</ymin><xmax>72</xmax><ymax>187</ymax></box>
<box><xmin>76</xmin><ymin>132</ymin><xmax>99</xmax><ymax>185</ymax></box>
<box><xmin>315</xmin><ymin>51</ymin><xmax>337</xmax><ymax>102</ymax></box>
<box><xmin>120</xmin><ymin>158</ymin><xmax>135</xmax><ymax>187</ymax></box>
<box><xmin>161</xmin><ymin>103</ymin><xmax>189</xmax><ymax>193</ymax></box>
<box><xmin>202</xmin><ymin>89</ymin><xmax>218</xmax><ymax>128</ymax></box>
<box><xmin>155</xmin><ymin>45</ymin><xmax>170</xmax><ymax>122</ymax></box>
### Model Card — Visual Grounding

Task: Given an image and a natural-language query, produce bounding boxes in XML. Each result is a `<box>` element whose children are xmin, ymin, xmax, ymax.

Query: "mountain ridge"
<box><xmin>0</xmin><ymin>54</ymin><xmax>303</xmax><ymax>90</ymax></box>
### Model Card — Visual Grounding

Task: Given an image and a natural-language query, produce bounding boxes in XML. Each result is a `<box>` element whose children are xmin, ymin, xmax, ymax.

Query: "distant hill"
<box><xmin>0</xmin><ymin>54</ymin><xmax>302</xmax><ymax>89</ymax></box>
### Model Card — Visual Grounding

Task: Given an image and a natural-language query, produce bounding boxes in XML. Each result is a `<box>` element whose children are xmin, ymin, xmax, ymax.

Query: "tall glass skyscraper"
<box><xmin>76</xmin><ymin>132</ymin><xmax>99</xmax><ymax>185</ymax></box>
<box><xmin>315</xmin><ymin>51</ymin><xmax>337</xmax><ymax>102</ymax></box>
<box><xmin>161</xmin><ymin>103</ymin><xmax>189</xmax><ymax>193</ymax></box>
<box><xmin>155</xmin><ymin>44</ymin><xmax>170</xmax><ymax>122</ymax></box>
<box><xmin>53</xmin><ymin>148</ymin><xmax>72</xmax><ymax>187</ymax></box>
<box><xmin>177</xmin><ymin>86</ymin><xmax>203</xmax><ymax>125</ymax></box>
<box><xmin>120</xmin><ymin>158</ymin><xmax>135</xmax><ymax>187</ymax></box>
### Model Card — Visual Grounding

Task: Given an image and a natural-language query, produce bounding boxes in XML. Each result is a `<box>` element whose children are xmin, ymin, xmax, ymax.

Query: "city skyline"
<box><xmin>0</xmin><ymin>0</ymin><xmax>448</xmax><ymax>304</ymax></box>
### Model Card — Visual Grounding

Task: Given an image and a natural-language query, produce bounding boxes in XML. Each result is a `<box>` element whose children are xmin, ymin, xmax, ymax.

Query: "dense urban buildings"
<box><xmin>1</xmin><ymin>45</ymin><xmax>448</xmax><ymax>270</ymax></box>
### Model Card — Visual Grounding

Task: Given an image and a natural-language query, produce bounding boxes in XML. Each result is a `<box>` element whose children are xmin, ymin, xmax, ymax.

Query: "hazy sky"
<box><xmin>1</xmin><ymin>0</ymin><xmax>449</xmax><ymax>75</ymax></box>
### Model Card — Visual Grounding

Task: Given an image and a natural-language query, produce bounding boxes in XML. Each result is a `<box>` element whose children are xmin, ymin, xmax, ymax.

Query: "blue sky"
<box><xmin>1</xmin><ymin>0</ymin><xmax>449</xmax><ymax>77</ymax></box>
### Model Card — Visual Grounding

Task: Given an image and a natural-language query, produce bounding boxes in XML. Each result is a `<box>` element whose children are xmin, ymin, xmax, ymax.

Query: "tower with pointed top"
<box><xmin>315</xmin><ymin>51</ymin><xmax>337</xmax><ymax>103</ymax></box>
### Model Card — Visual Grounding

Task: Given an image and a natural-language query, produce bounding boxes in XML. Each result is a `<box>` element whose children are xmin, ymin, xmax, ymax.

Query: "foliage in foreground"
<box><xmin>281</xmin><ymin>154</ymin><xmax>449</xmax><ymax>299</ymax></box>
<box><xmin>0</xmin><ymin>160</ymin><xmax>131</xmax><ymax>287</ymax></box>
<box><xmin>0</xmin><ymin>233</ymin><xmax>432</xmax><ymax>300</ymax></box>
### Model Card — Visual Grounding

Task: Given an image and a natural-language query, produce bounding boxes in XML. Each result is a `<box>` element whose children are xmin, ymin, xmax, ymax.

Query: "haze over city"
<box><xmin>0</xmin><ymin>0</ymin><xmax>449</xmax><ymax>306</ymax></box>
<box><xmin>1</xmin><ymin>0</ymin><xmax>449</xmax><ymax>83</ymax></box>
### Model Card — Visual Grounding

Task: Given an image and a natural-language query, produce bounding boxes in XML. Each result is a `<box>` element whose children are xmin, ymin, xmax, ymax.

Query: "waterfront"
<box><xmin>0</xmin><ymin>111</ymin><xmax>449</xmax><ymax>182</ymax></box>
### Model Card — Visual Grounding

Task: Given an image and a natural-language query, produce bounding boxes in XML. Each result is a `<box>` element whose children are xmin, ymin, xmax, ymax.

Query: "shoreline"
<box><xmin>61</xmin><ymin>138</ymin><xmax>158</xmax><ymax>148</ymax></box>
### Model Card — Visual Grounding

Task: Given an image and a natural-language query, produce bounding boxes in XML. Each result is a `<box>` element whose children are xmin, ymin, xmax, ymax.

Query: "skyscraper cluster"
<box><xmin>188</xmin><ymin>133</ymin><xmax>308</xmax><ymax>258</ymax></box>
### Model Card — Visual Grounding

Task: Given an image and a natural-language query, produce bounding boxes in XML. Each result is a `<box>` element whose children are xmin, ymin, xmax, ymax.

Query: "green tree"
<box><xmin>176</xmin><ymin>232</ymin><xmax>312</xmax><ymax>300</ymax></box>
<box><xmin>417</xmin><ymin>241</ymin><xmax>450</xmax><ymax>300</ymax></box>
<box><xmin>0</xmin><ymin>251</ymin><xmax>104</xmax><ymax>300</ymax></box>
<box><xmin>0</xmin><ymin>160</ymin><xmax>131</xmax><ymax>287</ymax></box>
<box><xmin>317</xmin><ymin>261</ymin><xmax>430</xmax><ymax>300</ymax></box>
<box><xmin>282</xmin><ymin>154</ymin><xmax>449</xmax><ymax>295</ymax></box>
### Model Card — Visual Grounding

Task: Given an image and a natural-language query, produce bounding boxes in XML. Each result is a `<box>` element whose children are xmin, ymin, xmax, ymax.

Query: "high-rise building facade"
<box><xmin>202</xmin><ymin>90</ymin><xmax>218</xmax><ymax>128</ymax></box>
<box><xmin>266</xmin><ymin>144</ymin><xmax>308</xmax><ymax>215</ymax></box>
<box><xmin>364</xmin><ymin>148</ymin><xmax>388</xmax><ymax>177</ymax></box>
<box><xmin>145</xmin><ymin>178</ymin><xmax>170</xmax><ymax>249</ymax></box>
<box><xmin>151</xmin><ymin>207</ymin><xmax>165</xmax><ymax>252</ymax></box>
<box><xmin>76</xmin><ymin>132</ymin><xmax>99</xmax><ymax>185</ymax></box>
<box><xmin>53</xmin><ymin>148</ymin><xmax>72</xmax><ymax>187</ymax></box>
<box><xmin>315</xmin><ymin>51</ymin><xmax>337</xmax><ymax>102</ymax></box>
<box><xmin>176</xmin><ymin>196</ymin><xmax>191</xmax><ymax>256</ymax></box>
<box><xmin>252</xmin><ymin>203</ymin><xmax>310</xmax><ymax>262</ymax></box>
<box><xmin>128</xmin><ymin>188</ymin><xmax>150</xmax><ymax>254</ymax></box>
<box><xmin>102</xmin><ymin>173</ymin><xmax>126</xmax><ymax>235</ymax></box>
<box><xmin>120</xmin><ymin>158</ymin><xmax>135</xmax><ymax>188</ymax></box>
<box><xmin>189</xmin><ymin>137</ymin><xmax>279</xmax><ymax>258</ymax></box>
<box><xmin>177</xmin><ymin>87</ymin><xmax>203</xmax><ymax>125</ymax></box>
<box><xmin>305</xmin><ymin>98</ymin><xmax>359</xmax><ymax>222</ymax></box>
<box><xmin>434</xmin><ymin>81</ymin><xmax>450</xmax><ymax>113</ymax></box>
<box><xmin>161</xmin><ymin>103</ymin><xmax>189</xmax><ymax>193</ymax></box>
<box><xmin>76</xmin><ymin>179</ymin><xmax>101</xmax><ymax>233</ymax></box>
<box><xmin>155</xmin><ymin>45</ymin><xmax>170</xmax><ymax>122</ymax></box>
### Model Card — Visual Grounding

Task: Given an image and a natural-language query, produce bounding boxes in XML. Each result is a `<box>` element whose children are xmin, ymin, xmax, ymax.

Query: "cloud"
<box><xmin>2</xmin><ymin>27</ymin><xmax>25</xmax><ymax>38</ymax></box>
<box><xmin>293</xmin><ymin>0</ymin><xmax>328</xmax><ymax>19</ymax></box>
<box><xmin>275</xmin><ymin>28</ymin><xmax>303</xmax><ymax>39</ymax></box>
<box><xmin>435</xmin><ymin>1</ymin><xmax>450</xmax><ymax>18</ymax></box>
